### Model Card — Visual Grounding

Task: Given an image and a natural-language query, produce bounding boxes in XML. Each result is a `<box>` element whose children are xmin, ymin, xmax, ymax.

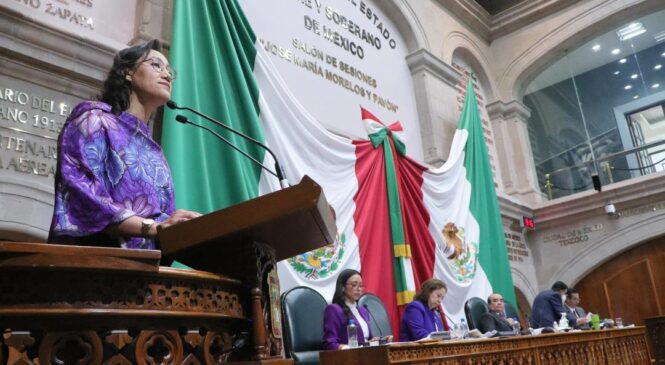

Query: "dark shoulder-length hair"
<box><xmin>413</xmin><ymin>278</ymin><xmax>447</xmax><ymax>304</ymax></box>
<box><xmin>332</xmin><ymin>268</ymin><xmax>361</xmax><ymax>320</ymax></box>
<box><xmin>99</xmin><ymin>39</ymin><xmax>164</xmax><ymax>114</ymax></box>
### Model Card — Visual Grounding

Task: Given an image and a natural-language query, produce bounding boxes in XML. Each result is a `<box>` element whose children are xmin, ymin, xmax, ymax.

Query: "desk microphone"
<box><xmin>167</xmin><ymin>100</ymin><xmax>289</xmax><ymax>188</ymax></box>
<box><xmin>363</xmin><ymin>304</ymin><xmax>383</xmax><ymax>337</ymax></box>
<box><xmin>435</xmin><ymin>307</ymin><xmax>457</xmax><ymax>328</ymax></box>
<box><xmin>174</xmin><ymin>115</ymin><xmax>279</xmax><ymax>179</ymax></box>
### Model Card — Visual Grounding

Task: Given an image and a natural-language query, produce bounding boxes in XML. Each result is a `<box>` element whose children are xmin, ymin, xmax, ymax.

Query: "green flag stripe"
<box><xmin>368</xmin><ymin>125</ymin><xmax>414</xmax><ymax>305</ymax></box>
<box><xmin>163</xmin><ymin>0</ymin><xmax>266</xmax><ymax>213</ymax></box>
<box><xmin>458</xmin><ymin>78</ymin><xmax>516</xmax><ymax>306</ymax></box>
<box><xmin>383</xmin><ymin>139</ymin><xmax>407</xmax><ymax>248</ymax></box>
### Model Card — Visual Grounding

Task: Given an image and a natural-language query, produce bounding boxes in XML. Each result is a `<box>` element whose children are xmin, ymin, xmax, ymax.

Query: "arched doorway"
<box><xmin>574</xmin><ymin>237</ymin><xmax>665</xmax><ymax>325</ymax></box>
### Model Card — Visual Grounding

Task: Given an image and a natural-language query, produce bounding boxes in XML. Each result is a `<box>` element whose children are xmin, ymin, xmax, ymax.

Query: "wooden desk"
<box><xmin>645</xmin><ymin>315</ymin><xmax>665</xmax><ymax>365</ymax></box>
<box><xmin>320</xmin><ymin>327</ymin><xmax>650</xmax><ymax>365</ymax></box>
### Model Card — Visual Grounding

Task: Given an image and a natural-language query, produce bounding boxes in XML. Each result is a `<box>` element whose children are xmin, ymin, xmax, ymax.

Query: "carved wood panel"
<box><xmin>0</xmin><ymin>271</ymin><xmax>242</xmax><ymax>317</ymax></box>
<box><xmin>0</xmin><ymin>242</ymin><xmax>290</xmax><ymax>365</ymax></box>
<box><xmin>319</xmin><ymin>327</ymin><xmax>651</xmax><ymax>365</ymax></box>
<box><xmin>575</xmin><ymin>238</ymin><xmax>665</xmax><ymax>326</ymax></box>
<box><xmin>604</xmin><ymin>260</ymin><xmax>659</xmax><ymax>324</ymax></box>
<box><xmin>2</xmin><ymin>329</ymin><xmax>234</xmax><ymax>365</ymax></box>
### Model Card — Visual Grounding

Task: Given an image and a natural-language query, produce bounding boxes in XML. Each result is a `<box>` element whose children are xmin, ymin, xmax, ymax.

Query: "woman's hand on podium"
<box><xmin>155</xmin><ymin>209</ymin><xmax>202</xmax><ymax>235</ymax></box>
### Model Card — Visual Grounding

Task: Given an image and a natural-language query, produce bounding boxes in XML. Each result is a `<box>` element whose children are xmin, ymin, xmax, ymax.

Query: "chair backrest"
<box><xmin>281</xmin><ymin>286</ymin><xmax>327</xmax><ymax>356</ymax></box>
<box><xmin>464</xmin><ymin>297</ymin><xmax>489</xmax><ymax>330</ymax></box>
<box><xmin>358</xmin><ymin>293</ymin><xmax>393</xmax><ymax>336</ymax></box>
<box><xmin>504</xmin><ymin>300</ymin><xmax>519</xmax><ymax>320</ymax></box>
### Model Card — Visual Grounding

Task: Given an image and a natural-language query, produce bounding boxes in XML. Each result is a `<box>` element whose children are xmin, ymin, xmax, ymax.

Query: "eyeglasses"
<box><xmin>346</xmin><ymin>282</ymin><xmax>365</xmax><ymax>289</ymax></box>
<box><xmin>142</xmin><ymin>57</ymin><xmax>177</xmax><ymax>80</ymax></box>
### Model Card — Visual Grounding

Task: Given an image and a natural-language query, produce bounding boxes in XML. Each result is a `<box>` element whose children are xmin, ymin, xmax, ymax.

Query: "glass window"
<box><xmin>524</xmin><ymin>9</ymin><xmax>665</xmax><ymax>199</ymax></box>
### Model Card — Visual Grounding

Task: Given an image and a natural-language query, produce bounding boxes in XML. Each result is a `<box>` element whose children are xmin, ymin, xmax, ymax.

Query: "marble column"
<box><xmin>406</xmin><ymin>48</ymin><xmax>463</xmax><ymax>166</ymax></box>
<box><xmin>487</xmin><ymin>99</ymin><xmax>545</xmax><ymax>204</ymax></box>
<box><xmin>131</xmin><ymin>0</ymin><xmax>173</xmax><ymax>46</ymax></box>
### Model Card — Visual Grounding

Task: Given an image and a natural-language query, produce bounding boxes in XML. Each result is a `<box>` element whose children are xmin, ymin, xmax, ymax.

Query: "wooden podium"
<box><xmin>0</xmin><ymin>176</ymin><xmax>335</xmax><ymax>365</ymax></box>
<box><xmin>159</xmin><ymin>175</ymin><xmax>337</xmax><ymax>363</ymax></box>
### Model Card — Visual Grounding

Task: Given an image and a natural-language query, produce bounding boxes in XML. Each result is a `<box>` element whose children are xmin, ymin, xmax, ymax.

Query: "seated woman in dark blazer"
<box><xmin>322</xmin><ymin>269</ymin><xmax>372</xmax><ymax>350</ymax></box>
<box><xmin>399</xmin><ymin>278</ymin><xmax>448</xmax><ymax>341</ymax></box>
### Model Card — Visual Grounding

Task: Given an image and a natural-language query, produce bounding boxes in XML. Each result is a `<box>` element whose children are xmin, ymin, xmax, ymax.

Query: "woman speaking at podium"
<box><xmin>48</xmin><ymin>40</ymin><xmax>199</xmax><ymax>250</ymax></box>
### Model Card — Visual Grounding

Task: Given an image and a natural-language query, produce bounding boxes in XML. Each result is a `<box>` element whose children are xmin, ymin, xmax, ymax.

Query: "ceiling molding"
<box><xmin>438</xmin><ymin>0</ymin><xmax>492</xmax><ymax>42</ymax></box>
<box><xmin>439</xmin><ymin>0</ymin><xmax>580</xmax><ymax>42</ymax></box>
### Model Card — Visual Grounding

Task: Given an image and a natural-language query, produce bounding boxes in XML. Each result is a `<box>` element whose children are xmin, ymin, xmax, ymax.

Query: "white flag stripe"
<box><xmin>254</xmin><ymin>47</ymin><xmax>361</xmax><ymax>302</ymax></box>
<box><xmin>253</xmin><ymin>45</ymin><xmax>494</xmax><ymax>318</ymax></box>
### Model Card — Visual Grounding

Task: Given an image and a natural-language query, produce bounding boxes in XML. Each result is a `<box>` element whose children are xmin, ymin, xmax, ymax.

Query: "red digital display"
<box><xmin>522</xmin><ymin>216</ymin><xmax>535</xmax><ymax>230</ymax></box>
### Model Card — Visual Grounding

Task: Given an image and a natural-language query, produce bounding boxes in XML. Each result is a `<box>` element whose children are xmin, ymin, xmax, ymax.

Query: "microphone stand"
<box><xmin>436</xmin><ymin>306</ymin><xmax>456</xmax><ymax>329</ymax></box>
<box><xmin>363</xmin><ymin>304</ymin><xmax>390</xmax><ymax>344</ymax></box>
<box><xmin>167</xmin><ymin>100</ymin><xmax>289</xmax><ymax>188</ymax></box>
<box><xmin>445</xmin><ymin>313</ymin><xmax>457</xmax><ymax>328</ymax></box>
<box><xmin>174</xmin><ymin>115</ymin><xmax>278</xmax><ymax>179</ymax></box>
<box><xmin>363</xmin><ymin>304</ymin><xmax>383</xmax><ymax>338</ymax></box>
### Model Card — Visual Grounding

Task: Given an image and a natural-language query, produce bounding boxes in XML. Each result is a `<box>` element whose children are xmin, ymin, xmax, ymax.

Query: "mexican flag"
<box><xmin>162</xmin><ymin>0</ymin><xmax>515</xmax><ymax>337</ymax></box>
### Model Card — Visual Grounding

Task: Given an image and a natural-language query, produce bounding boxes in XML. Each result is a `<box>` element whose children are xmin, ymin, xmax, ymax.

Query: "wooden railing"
<box><xmin>320</xmin><ymin>327</ymin><xmax>652</xmax><ymax>365</ymax></box>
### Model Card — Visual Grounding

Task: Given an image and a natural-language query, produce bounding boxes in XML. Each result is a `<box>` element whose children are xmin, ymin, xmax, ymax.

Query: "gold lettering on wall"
<box><xmin>0</xmin><ymin>81</ymin><xmax>70</xmax><ymax>179</ymax></box>
<box><xmin>257</xmin><ymin>0</ymin><xmax>403</xmax><ymax>115</ymax></box>
<box><xmin>505</xmin><ymin>231</ymin><xmax>529</xmax><ymax>262</ymax></box>
<box><xmin>543</xmin><ymin>224</ymin><xmax>604</xmax><ymax>247</ymax></box>
<box><xmin>260</xmin><ymin>37</ymin><xmax>400</xmax><ymax>113</ymax></box>
<box><xmin>5</xmin><ymin>156</ymin><xmax>55</xmax><ymax>177</ymax></box>
<box><xmin>13</xmin><ymin>0</ymin><xmax>95</xmax><ymax>30</ymax></box>
<box><xmin>617</xmin><ymin>201</ymin><xmax>665</xmax><ymax>218</ymax></box>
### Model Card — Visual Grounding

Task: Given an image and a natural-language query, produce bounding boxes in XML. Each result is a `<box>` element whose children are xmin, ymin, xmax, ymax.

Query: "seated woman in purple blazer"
<box><xmin>399</xmin><ymin>278</ymin><xmax>448</xmax><ymax>341</ymax></box>
<box><xmin>322</xmin><ymin>269</ymin><xmax>372</xmax><ymax>350</ymax></box>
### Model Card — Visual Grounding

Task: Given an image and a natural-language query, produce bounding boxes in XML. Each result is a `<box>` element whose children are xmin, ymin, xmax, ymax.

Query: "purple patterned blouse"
<box><xmin>48</xmin><ymin>101</ymin><xmax>175</xmax><ymax>249</ymax></box>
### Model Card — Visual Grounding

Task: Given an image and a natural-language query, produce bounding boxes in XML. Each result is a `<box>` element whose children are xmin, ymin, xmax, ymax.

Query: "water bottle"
<box><xmin>347</xmin><ymin>320</ymin><xmax>358</xmax><ymax>348</ymax></box>
<box><xmin>559</xmin><ymin>312</ymin><xmax>569</xmax><ymax>329</ymax></box>
<box><xmin>512</xmin><ymin>318</ymin><xmax>521</xmax><ymax>335</ymax></box>
<box><xmin>459</xmin><ymin>318</ymin><xmax>468</xmax><ymax>339</ymax></box>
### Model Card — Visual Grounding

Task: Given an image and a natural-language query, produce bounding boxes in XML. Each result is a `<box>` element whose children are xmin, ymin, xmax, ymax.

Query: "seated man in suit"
<box><xmin>478</xmin><ymin>293</ymin><xmax>516</xmax><ymax>333</ymax></box>
<box><xmin>530</xmin><ymin>281</ymin><xmax>580</xmax><ymax>329</ymax></box>
<box><xmin>564</xmin><ymin>288</ymin><xmax>590</xmax><ymax>329</ymax></box>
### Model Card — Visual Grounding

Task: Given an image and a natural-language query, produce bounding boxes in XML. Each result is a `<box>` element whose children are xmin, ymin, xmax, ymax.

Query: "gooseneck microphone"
<box><xmin>444</xmin><ymin>313</ymin><xmax>457</xmax><ymax>328</ymax></box>
<box><xmin>174</xmin><ymin>115</ymin><xmax>278</xmax><ymax>179</ymax></box>
<box><xmin>435</xmin><ymin>306</ymin><xmax>456</xmax><ymax>328</ymax></box>
<box><xmin>363</xmin><ymin>304</ymin><xmax>384</xmax><ymax>338</ymax></box>
<box><xmin>167</xmin><ymin>100</ymin><xmax>289</xmax><ymax>188</ymax></box>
